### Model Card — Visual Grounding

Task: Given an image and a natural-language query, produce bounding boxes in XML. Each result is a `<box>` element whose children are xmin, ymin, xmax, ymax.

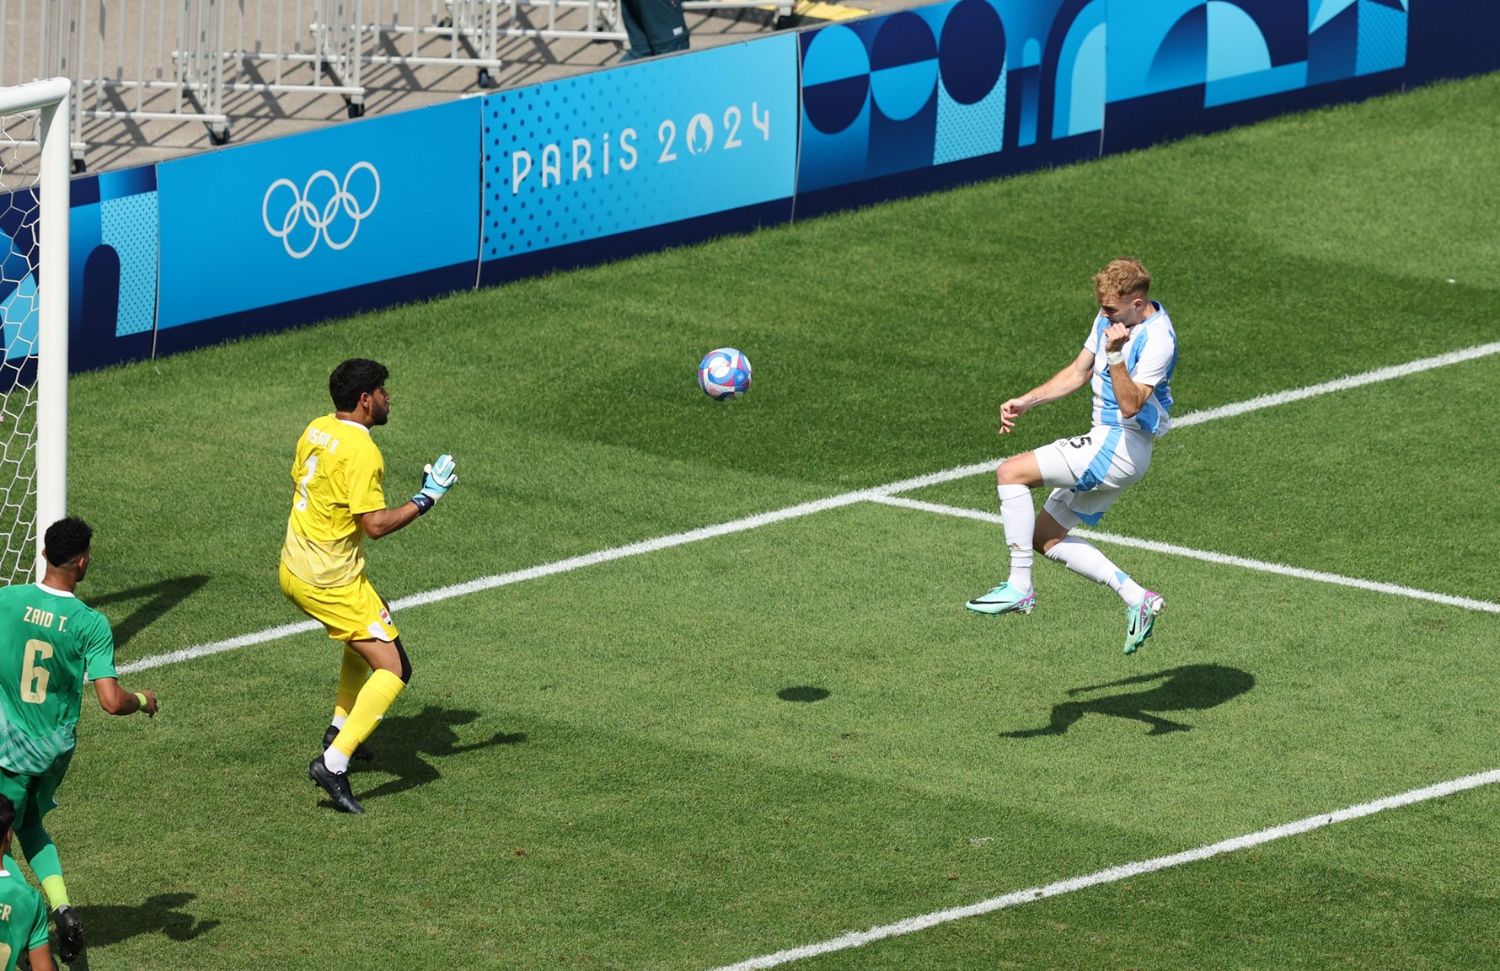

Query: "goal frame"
<box><xmin>0</xmin><ymin>78</ymin><xmax>71</xmax><ymax>581</ymax></box>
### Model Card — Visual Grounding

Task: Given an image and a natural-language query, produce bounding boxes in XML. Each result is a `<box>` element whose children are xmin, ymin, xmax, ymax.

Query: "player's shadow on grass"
<box><xmin>1001</xmin><ymin>664</ymin><xmax>1254</xmax><ymax>738</ymax></box>
<box><xmin>73</xmin><ymin>892</ymin><xmax>219</xmax><ymax>949</ymax></box>
<box><xmin>90</xmin><ymin>575</ymin><xmax>210</xmax><ymax>648</ymax></box>
<box><xmin>349</xmin><ymin>705</ymin><xmax>526</xmax><ymax>803</ymax></box>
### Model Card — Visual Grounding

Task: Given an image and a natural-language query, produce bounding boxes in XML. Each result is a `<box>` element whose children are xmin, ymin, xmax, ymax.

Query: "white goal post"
<box><xmin>0</xmin><ymin>78</ymin><xmax>70</xmax><ymax>584</ymax></box>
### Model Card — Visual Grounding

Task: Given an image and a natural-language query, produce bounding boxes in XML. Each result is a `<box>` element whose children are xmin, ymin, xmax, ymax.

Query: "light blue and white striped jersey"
<box><xmin>1082</xmin><ymin>301</ymin><xmax>1178</xmax><ymax>436</ymax></box>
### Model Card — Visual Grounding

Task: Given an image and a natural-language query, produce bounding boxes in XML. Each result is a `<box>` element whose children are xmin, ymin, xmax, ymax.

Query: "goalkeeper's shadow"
<box><xmin>351</xmin><ymin>704</ymin><xmax>527</xmax><ymax>802</ymax></box>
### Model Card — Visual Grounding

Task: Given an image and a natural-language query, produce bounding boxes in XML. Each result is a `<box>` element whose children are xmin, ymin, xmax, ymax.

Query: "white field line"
<box><xmin>117</xmin><ymin>340</ymin><xmax>1500</xmax><ymax>676</ymax></box>
<box><xmin>705</xmin><ymin>768</ymin><xmax>1500</xmax><ymax>971</ymax></box>
<box><xmin>1173</xmin><ymin>340</ymin><xmax>1500</xmax><ymax>429</ymax></box>
<box><xmin>870</xmin><ymin>495</ymin><xmax>1500</xmax><ymax>614</ymax></box>
<box><xmin>843</xmin><ymin>339</ymin><xmax>1500</xmax><ymax>495</ymax></box>
<box><xmin>117</xmin><ymin>490</ymin><xmax>880</xmax><ymax>675</ymax></box>
<box><xmin>116</xmin><ymin>619</ymin><xmax>325</xmax><ymax>675</ymax></box>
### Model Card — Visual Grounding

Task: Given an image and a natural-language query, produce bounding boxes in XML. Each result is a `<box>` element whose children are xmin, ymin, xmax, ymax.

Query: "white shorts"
<box><xmin>1033</xmin><ymin>426</ymin><xmax>1153</xmax><ymax>528</ymax></box>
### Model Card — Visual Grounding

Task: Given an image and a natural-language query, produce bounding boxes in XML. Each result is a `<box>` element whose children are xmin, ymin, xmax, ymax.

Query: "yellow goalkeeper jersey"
<box><xmin>280</xmin><ymin>415</ymin><xmax>387</xmax><ymax>588</ymax></box>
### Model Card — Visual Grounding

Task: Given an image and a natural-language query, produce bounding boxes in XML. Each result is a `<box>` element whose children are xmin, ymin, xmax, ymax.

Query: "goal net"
<box><xmin>0</xmin><ymin>79</ymin><xmax>70</xmax><ymax>585</ymax></box>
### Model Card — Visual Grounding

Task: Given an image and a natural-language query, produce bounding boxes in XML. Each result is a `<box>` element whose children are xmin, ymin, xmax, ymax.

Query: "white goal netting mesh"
<box><xmin>0</xmin><ymin>110</ymin><xmax>45</xmax><ymax>586</ymax></box>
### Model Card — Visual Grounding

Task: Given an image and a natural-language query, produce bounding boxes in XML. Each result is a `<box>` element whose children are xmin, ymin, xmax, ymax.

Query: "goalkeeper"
<box><xmin>281</xmin><ymin>359</ymin><xmax>458</xmax><ymax>815</ymax></box>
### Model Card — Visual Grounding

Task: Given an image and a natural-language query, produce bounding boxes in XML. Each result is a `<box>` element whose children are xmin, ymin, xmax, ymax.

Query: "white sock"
<box><xmin>330</xmin><ymin>714</ymin><xmax>347</xmax><ymax>729</ymax></box>
<box><xmin>997</xmin><ymin>483</ymin><xmax>1035</xmax><ymax>591</ymax></box>
<box><xmin>1044</xmin><ymin>536</ymin><xmax>1145</xmax><ymax>604</ymax></box>
<box><xmin>322</xmin><ymin>746</ymin><xmax>350</xmax><ymax>775</ymax></box>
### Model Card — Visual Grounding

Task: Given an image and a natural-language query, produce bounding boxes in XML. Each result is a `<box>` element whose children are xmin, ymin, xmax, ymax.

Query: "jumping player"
<box><xmin>966</xmin><ymin>259</ymin><xmax>1177</xmax><ymax>654</ymax></box>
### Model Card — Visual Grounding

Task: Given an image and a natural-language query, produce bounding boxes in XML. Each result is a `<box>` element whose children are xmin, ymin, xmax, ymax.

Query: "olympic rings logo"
<box><xmin>261</xmin><ymin>162</ymin><xmax>381</xmax><ymax>259</ymax></box>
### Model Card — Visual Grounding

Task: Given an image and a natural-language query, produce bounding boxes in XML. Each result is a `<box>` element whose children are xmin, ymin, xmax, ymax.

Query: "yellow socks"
<box><xmin>329</xmin><ymin>669</ymin><xmax>405</xmax><ymax>763</ymax></box>
<box><xmin>333</xmin><ymin>644</ymin><xmax>370</xmax><ymax>722</ymax></box>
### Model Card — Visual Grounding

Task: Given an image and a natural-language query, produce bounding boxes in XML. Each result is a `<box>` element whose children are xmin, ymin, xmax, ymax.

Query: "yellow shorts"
<box><xmin>280</xmin><ymin>563</ymin><xmax>399</xmax><ymax>643</ymax></box>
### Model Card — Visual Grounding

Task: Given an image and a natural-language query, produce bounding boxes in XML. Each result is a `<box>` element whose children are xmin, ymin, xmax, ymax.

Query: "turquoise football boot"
<box><xmin>966</xmin><ymin>582</ymin><xmax>1036</xmax><ymax>616</ymax></box>
<box><xmin>1123</xmin><ymin>592</ymin><xmax>1164</xmax><ymax>654</ymax></box>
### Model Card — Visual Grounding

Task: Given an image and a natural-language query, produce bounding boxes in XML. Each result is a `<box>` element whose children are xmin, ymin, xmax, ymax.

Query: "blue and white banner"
<box><xmin>156</xmin><ymin>98</ymin><xmax>480</xmax><ymax>330</ymax></box>
<box><xmin>479</xmin><ymin>34</ymin><xmax>798</xmax><ymax>263</ymax></box>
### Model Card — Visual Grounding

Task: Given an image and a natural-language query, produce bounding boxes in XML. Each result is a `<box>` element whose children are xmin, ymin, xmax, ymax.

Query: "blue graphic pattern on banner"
<box><xmin>1053</xmin><ymin>0</ymin><xmax>1105</xmax><ymax>138</ymax></box>
<box><xmin>71</xmin><ymin>165</ymin><xmax>160</xmax><ymax>345</ymax></box>
<box><xmin>480</xmin><ymin>35</ymin><xmax>797</xmax><ymax>262</ymax></box>
<box><xmin>157</xmin><ymin>99</ymin><xmax>479</xmax><ymax>330</ymax></box>
<box><xmin>800</xmin><ymin>0</ymin><xmax>1009</xmax><ymax>192</ymax></box>
<box><xmin>65</xmin><ymin>166</ymin><xmax>161</xmax><ymax>370</ymax></box>
<box><xmin>1111</xmin><ymin>0</ymin><xmax>1407</xmax><ymax>112</ymax></box>
<box><xmin>799</xmin><ymin>0</ymin><xmax>1412</xmax><ymax>193</ymax></box>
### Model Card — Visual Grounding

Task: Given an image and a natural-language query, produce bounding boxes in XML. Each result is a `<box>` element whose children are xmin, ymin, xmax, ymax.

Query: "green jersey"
<box><xmin>0</xmin><ymin>583</ymin><xmax>117</xmax><ymax>775</ymax></box>
<box><xmin>0</xmin><ymin>867</ymin><xmax>48</xmax><ymax>970</ymax></box>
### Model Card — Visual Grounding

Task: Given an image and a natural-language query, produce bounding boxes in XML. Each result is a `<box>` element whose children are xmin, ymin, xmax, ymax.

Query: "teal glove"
<box><xmin>411</xmin><ymin>454</ymin><xmax>457</xmax><ymax>514</ymax></box>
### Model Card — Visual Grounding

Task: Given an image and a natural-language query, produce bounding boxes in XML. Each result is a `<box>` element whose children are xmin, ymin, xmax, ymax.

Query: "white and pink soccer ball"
<box><xmin>697</xmin><ymin>347</ymin><xmax>752</xmax><ymax>400</ymax></box>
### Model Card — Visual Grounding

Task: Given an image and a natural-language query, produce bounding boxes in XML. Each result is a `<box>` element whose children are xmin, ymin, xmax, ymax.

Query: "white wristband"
<box><xmin>1106</xmin><ymin>350</ymin><xmax>1125</xmax><ymax>367</ymax></box>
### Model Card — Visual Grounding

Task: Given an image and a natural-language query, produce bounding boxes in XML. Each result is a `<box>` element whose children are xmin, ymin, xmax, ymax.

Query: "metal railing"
<box><xmin>0</xmin><ymin>0</ymin><xmax>789</xmax><ymax>169</ymax></box>
<box><xmin>78</xmin><ymin>0</ymin><xmax>230</xmax><ymax>144</ymax></box>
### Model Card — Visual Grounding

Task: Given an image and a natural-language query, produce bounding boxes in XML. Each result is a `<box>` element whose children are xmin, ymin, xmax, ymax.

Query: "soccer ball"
<box><xmin>697</xmin><ymin>347</ymin><xmax>752</xmax><ymax>400</ymax></box>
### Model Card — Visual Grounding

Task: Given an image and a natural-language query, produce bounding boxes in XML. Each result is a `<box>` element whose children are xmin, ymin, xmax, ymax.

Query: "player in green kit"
<box><xmin>0</xmin><ymin>518</ymin><xmax>159</xmax><ymax>964</ymax></box>
<box><xmin>0</xmin><ymin>795</ymin><xmax>52</xmax><ymax>971</ymax></box>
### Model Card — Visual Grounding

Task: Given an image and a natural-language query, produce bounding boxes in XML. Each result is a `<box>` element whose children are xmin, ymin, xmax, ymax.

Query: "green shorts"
<box><xmin>0</xmin><ymin>749</ymin><xmax>74</xmax><ymax>829</ymax></box>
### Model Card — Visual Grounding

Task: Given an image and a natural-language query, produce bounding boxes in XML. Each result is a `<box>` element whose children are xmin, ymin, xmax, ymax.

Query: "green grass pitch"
<box><xmin>45</xmin><ymin>71</ymin><xmax>1500</xmax><ymax>968</ymax></box>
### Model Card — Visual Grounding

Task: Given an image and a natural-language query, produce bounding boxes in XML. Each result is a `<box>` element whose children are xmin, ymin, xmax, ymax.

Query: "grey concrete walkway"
<box><xmin>47</xmin><ymin>1</ymin><xmax>907</xmax><ymax>174</ymax></box>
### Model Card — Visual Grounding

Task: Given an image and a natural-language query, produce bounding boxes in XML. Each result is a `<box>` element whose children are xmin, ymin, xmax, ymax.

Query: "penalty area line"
<box><xmin>118</xmin><ymin>340</ymin><xmax>1500</xmax><ymax>675</ymax></box>
<box><xmin>705</xmin><ymin>768</ymin><xmax>1500</xmax><ymax>971</ymax></box>
<box><xmin>870</xmin><ymin>495</ymin><xmax>1500</xmax><ymax>614</ymax></box>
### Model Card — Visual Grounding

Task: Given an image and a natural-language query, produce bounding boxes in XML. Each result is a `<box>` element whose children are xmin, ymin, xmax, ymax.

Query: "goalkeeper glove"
<box><xmin>410</xmin><ymin>453</ymin><xmax>457</xmax><ymax>514</ymax></box>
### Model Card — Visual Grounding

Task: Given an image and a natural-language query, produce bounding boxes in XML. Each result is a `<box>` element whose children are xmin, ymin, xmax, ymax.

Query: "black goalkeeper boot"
<box><xmin>307</xmin><ymin>757</ymin><xmax>364</xmax><ymax>814</ymax></box>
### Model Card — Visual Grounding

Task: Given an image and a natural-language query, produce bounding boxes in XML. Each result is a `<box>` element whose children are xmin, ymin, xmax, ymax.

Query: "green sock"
<box><xmin>25</xmin><ymin>840</ymin><xmax>68</xmax><ymax>909</ymax></box>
